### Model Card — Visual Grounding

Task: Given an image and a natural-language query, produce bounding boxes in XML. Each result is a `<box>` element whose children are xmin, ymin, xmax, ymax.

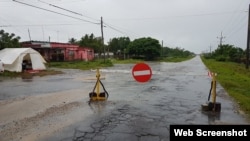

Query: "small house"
<box><xmin>21</xmin><ymin>41</ymin><xmax>94</xmax><ymax>62</ymax></box>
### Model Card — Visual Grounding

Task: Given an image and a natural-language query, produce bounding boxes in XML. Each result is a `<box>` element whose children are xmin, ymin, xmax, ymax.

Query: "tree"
<box><xmin>108</xmin><ymin>37</ymin><xmax>130</xmax><ymax>58</ymax></box>
<box><xmin>214</xmin><ymin>44</ymin><xmax>232</xmax><ymax>56</ymax></box>
<box><xmin>212</xmin><ymin>44</ymin><xmax>243</xmax><ymax>62</ymax></box>
<box><xmin>203</xmin><ymin>44</ymin><xmax>246</xmax><ymax>63</ymax></box>
<box><xmin>0</xmin><ymin>29</ymin><xmax>21</xmax><ymax>50</ymax></box>
<box><xmin>228</xmin><ymin>47</ymin><xmax>244</xmax><ymax>62</ymax></box>
<box><xmin>127</xmin><ymin>37</ymin><xmax>161</xmax><ymax>60</ymax></box>
<box><xmin>162</xmin><ymin>46</ymin><xmax>194</xmax><ymax>58</ymax></box>
<box><xmin>68</xmin><ymin>38</ymin><xmax>78</xmax><ymax>44</ymax></box>
<box><xmin>78</xmin><ymin>33</ymin><xmax>102</xmax><ymax>56</ymax></box>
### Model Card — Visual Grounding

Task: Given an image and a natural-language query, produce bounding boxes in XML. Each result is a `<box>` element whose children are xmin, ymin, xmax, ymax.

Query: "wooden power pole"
<box><xmin>28</xmin><ymin>28</ymin><xmax>31</xmax><ymax>41</ymax></box>
<box><xmin>161</xmin><ymin>40</ymin><xmax>163</xmax><ymax>57</ymax></box>
<box><xmin>246</xmin><ymin>4</ymin><xmax>250</xmax><ymax>69</ymax></box>
<box><xmin>101</xmin><ymin>16</ymin><xmax>105</xmax><ymax>62</ymax></box>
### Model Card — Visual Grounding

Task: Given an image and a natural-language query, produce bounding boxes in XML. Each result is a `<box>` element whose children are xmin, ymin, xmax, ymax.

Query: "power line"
<box><xmin>221</xmin><ymin>0</ymin><xmax>246</xmax><ymax>33</ymax></box>
<box><xmin>0</xmin><ymin>16</ymin><xmax>23</xmax><ymax>35</ymax></box>
<box><xmin>102</xmin><ymin>21</ymin><xmax>142</xmax><ymax>39</ymax></box>
<box><xmin>103</xmin><ymin>22</ymin><xmax>128</xmax><ymax>35</ymax></box>
<box><xmin>106</xmin><ymin>10</ymin><xmax>246</xmax><ymax>21</ymax></box>
<box><xmin>226</xmin><ymin>20</ymin><xmax>247</xmax><ymax>40</ymax></box>
<box><xmin>0</xmin><ymin>23</ymin><xmax>93</xmax><ymax>27</ymax></box>
<box><xmin>1</xmin><ymin>21</ymin><xmax>136</xmax><ymax>41</ymax></box>
<box><xmin>37</xmin><ymin>0</ymin><xmax>100</xmax><ymax>22</ymax></box>
<box><xmin>12</xmin><ymin>0</ymin><xmax>99</xmax><ymax>25</ymax></box>
<box><xmin>38</xmin><ymin>0</ymin><xmax>83</xmax><ymax>16</ymax></box>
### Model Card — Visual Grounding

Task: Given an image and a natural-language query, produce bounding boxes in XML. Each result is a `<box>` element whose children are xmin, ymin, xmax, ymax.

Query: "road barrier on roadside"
<box><xmin>201</xmin><ymin>71</ymin><xmax>221</xmax><ymax>112</ymax></box>
<box><xmin>89</xmin><ymin>68</ymin><xmax>109</xmax><ymax>102</ymax></box>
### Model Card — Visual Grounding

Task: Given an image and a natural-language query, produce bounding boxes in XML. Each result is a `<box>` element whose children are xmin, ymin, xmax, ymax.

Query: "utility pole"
<box><xmin>217</xmin><ymin>31</ymin><xmax>225</xmax><ymax>46</ymax></box>
<box><xmin>28</xmin><ymin>28</ymin><xmax>31</xmax><ymax>41</ymax></box>
<box><xmin>42</xmin><ymin>26</ymin><xmax>44</xmax><ymax>41</ymax></box>
<box><xmin>246</xmin><ymin>4</ymin><xmax>250</xmax><ymax>69</ymax></box>
<box><xmin>57</xmin><ymin>31</ymin><xmax>59</xmax><ymax>42</ymax></box>
<box><xmin>161</xmin><ymin>40</ymin><xmax>164</xmax><ymax>57</ymax></box>
<box><xmin>209</xmin><ymin>45</ymin><xmax>212</xmax><ymax>54</ymax></box>
<box><xmin>101</xmin><ymin>16</ymin><xmax>105</xmax><ymax>62</ymax></box>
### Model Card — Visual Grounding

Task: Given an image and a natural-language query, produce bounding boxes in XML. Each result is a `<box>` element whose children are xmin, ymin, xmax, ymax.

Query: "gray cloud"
<box><xmin>0</xmin><ymin>0</ymin><xmax>249</xmax><ymax>54</ymax></box>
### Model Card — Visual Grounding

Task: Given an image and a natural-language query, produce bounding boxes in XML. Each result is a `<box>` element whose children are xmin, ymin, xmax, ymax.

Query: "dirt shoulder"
<box><xmin>0</xmin><ymin>89</ymin><xmax>90</xmax><ymax>141</ymax></box>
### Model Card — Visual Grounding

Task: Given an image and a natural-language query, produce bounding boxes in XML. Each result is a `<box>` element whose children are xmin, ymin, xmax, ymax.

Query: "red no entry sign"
<box><xmin>132</xmin><ymin>62</ymin><xmax>152</xmax><ymax>83</ymax></box>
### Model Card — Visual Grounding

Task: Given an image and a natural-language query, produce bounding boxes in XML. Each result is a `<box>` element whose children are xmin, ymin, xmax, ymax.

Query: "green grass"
<box><xmin>0</xmin><ymin>59</ymin><xmax>113</xmax><ymax>77</ymax></box>
<box><xmin>0</xmin><ymin>69</ymin><xmax>63</xmax><ymax>77</ymax></box>
<box><xmin>0</xmin><ymin>71</ymin><xmax>21</xmax><ymax>77</ymax></box>
<box><xmin>201</xmin><ymin>56</ymin><xmax>250</xmax><ymax>120</ymax></box>
<box><xmin>0</xmin><ymin>56</ymin><xmax>196</xmax><ymax>79</ymax></box>
<box><xmin>109</xmin><ymin>56</ymin><xmax>195</xmax><ymax>64</ymax></box>
<box><xmin>110</xmin><ymin>58</ymin><xmax>144</xmax><ymax>64</ymax></box>
<box><xmin>161</xmin><ymin>55</ymin><xmax>195</xmax><ymax>62</ymax></box>
<box><xmin>48</xmin><ymin>59</ymin><xmax>113</xmax><ymax>70</ymax></box>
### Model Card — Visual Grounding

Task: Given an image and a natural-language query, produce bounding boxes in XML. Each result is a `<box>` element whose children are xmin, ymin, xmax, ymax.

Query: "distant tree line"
<box><xmin>1</xmin><ymin>29</ymin><xmax>194</xmax><ymax>61</ymax></box>
<box><xmin>0</xmin><ymin>29</ymin><xmax>20</xmax><ymax>50</ymax></box>
<box><xmin>162</xmin><ymin>46</ymin><xmax>195</xmax><ymax>58</ymax></box>
<box><xmin>203</xmin><ymin>44</ymin><xmax>247</xmax><ymax>63</ymax></box>
<box><xmin>69</xmin><ymin>33</ymin><xmax>194</xmax><ymax>61</ymax></box>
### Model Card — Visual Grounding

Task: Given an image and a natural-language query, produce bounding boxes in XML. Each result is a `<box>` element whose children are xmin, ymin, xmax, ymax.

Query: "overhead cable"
<box><xmin>37</xmin><ymin>0</ymin><xmax>99</xmax><ymax>22</ymax></box>
<box><xmin>38</xmin><ymin>0</ymin><xmax>83</xmax><ymax>16</ymax></box>
<box><xmin>12</xmin><ymin>0</ymin><xmax>99</xmax><ymax>25</ymax></box>
<box><xmin>103</xmin><ymin>22</ymin><xmax>141</xmax><ymax>38</ymax></box>
<box><xmin>0</xmin><ymin>23</ymin><xmax>89</xmax><ymax>27</ymax></box>
<box><xmin>103</xmin><ymin>22</ymin><xmax>127</xmax><ymax>35</ymax></box>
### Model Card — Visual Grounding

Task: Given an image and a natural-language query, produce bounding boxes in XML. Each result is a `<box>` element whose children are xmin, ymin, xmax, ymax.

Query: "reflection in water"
<box><xmin>87</xmin><ymin>100</ymin><xmax>116</xmax><ymax>115</ymax></box>
<box><xmin>21</xmin><ymin>73</ymin><xmax>33</xmax><ymax>82</ymax></box>
<box><xmin>88</xmin><ymin>101</ymin><xmax>108</xmax><ymax>114</ymax></box>
<box><xmin>202</xmin><ymin>111</ymin><xmax>221</xmax><ymax>124</ymax></box>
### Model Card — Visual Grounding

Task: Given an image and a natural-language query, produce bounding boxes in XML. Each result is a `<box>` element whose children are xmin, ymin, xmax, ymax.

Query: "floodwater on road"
<box><xmin>0</xmin><ymin>55</ymin><xmax>249</xmax><ymax>141</ymax></box>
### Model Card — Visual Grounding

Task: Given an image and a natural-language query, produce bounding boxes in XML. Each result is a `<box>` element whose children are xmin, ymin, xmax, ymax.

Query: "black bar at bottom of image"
<box><xmin>170</xmin><ymin>124</ymin><xmax>250</xmax><ymax>140</ymax></box>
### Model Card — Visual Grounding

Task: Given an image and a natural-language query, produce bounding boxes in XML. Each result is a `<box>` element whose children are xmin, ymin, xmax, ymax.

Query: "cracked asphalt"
<box><xmin>1</xmin><ymin>55</ymin><xmax>249</xmax><ymax>141</ymax></box>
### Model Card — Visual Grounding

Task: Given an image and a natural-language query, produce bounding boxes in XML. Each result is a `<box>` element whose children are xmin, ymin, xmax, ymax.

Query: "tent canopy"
<box><xmin>0</xmin><ymin>48</ymin><xmax>46</xmax><ymax>72</ymax></box>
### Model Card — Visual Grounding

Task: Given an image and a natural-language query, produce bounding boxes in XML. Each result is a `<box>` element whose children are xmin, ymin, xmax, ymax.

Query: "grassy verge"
<box><xmin>201</xmin><ymin>56</ymin><xmax>250</xmax><ymax>119</ymax></box>
<box><xmin>48</xmin><ymin>59</ymin><xmax>113</xmax><ymax>70</ymax></box>
<box><xmin>110</xmin><ymin>58</ymin><xmax>144</xmax><ymax>64</ymax></box>
<box><xmin>161</xmin><ymin>55</ymin><xmax>195</xmax><ymax>62</ymax></box>
<box><xmin>0</xmin><ymin>69</ymin><xmax>63</xmax><ymax>78</ymax></box>
<box><xmin>0</xmin><ymin>56</ymin><xmax>195</xmax><ymax>78</ymax></box>
<box><xmin>109</xmin><ymin>56</ymin><xmax>195</xmax><ymax>64</ymax></box>
<box><xmin>0</xmin><ymin>59</ymin><xmax>112</xmax><ymax>78</ymax></box>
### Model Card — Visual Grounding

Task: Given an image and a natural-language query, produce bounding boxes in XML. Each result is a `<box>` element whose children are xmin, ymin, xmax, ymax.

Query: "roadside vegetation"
<box><xmin>48</xmin><ymin>59</ymin><xmax>113</xmax><ymax>70</ymax></box>
<box><xmin>48</xmin><ymin>53</ymin><xmax>194</xmax><ymax>69</ymax></box>
<box><xmin>161</xmin><ymin>55</ymin><xmax>195</xmax><ymax>62</ymax></box>
<box><xmin>1</xmin><ymin>30</ymin><xmax>195</xmax><ymax>77</ymax></box>
<box><xmin>201</xmin><ymin>44</ymin><xmax>250</xmax><ymax>120</ymax></box>
<box><xmin>110</xmin><ymin>59</ymin><xmax>143</xmax><ymax>64</ymax></box>
<box><xmin>1</xmin><ymin>28</ymin><xmax>249</xmax><ymax>120</ymax></box>
<box><xmin>0</xmin><ymin>55</ymin><xmax>194</xmax><ymax>78</ymax></box>
<box><xmin>0</xmin><ymin>69</ymin><xmax>63</xmax><ymax>77</ymax></box>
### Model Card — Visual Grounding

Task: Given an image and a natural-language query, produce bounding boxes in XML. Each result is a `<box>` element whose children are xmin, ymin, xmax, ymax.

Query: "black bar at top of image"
<box><xmin>170</xmin><ymin>124</ymin><xmax>250</xmax><ymax>140</ymax></box>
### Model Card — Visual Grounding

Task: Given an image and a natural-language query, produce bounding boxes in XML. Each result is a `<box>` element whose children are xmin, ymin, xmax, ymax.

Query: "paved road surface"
<box><xmin>0</xmin><ymin>55</ymin><xmax>249</xmax><ymax>141</ymax></box>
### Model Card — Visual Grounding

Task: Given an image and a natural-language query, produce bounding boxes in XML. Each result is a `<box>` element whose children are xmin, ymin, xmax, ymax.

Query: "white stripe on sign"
<box><xmin>133</xmin><ymin>70</ymin><xmax>151</xmax><ymax>76</ymax></box>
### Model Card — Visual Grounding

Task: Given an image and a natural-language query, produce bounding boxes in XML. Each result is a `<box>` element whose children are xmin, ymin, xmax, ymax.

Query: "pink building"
<box><xmin>21</xmin><ymin>41</ymin><xmax>94</xmax><ymax>61</ymax></box>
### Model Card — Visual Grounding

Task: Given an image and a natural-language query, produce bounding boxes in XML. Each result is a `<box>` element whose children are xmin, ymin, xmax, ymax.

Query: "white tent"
<box><xmin>0</xmin><ymin>48</ymin><xmax>46</xmax><ymax>72</ymax></box>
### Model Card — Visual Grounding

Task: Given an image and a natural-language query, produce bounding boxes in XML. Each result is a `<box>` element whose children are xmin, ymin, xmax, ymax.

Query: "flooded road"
<box><xmin>0</xmin><ymin>55</ymin><xmax>249</xmax><ymax>141</ymax></box>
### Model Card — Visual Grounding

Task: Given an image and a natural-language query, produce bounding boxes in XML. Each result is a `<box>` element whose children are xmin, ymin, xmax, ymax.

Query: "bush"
<box><xmin>215</xmin><ymin>56</ymin><xmax>227</xmax><ymax>62</ymax></box>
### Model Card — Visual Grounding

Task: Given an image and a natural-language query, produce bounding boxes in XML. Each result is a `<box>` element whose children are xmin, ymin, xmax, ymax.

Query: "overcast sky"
<box><xmin>0</xmin><ymin>0</ymin><xmax>250</xmax><ymax>54</ymax></box>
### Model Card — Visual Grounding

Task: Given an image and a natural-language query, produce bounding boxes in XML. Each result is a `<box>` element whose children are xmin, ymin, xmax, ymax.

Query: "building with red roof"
<box><xmin>21</xmin><ymin>41</ymin><xmax>94</xmax><ymax>62</ymax></box>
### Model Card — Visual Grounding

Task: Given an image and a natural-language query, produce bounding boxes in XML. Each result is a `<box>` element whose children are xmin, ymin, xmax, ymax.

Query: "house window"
<box><xmin>69</xmin><ymin>50</ymin><xmax>74</xmax><ymax>55</ymax></box>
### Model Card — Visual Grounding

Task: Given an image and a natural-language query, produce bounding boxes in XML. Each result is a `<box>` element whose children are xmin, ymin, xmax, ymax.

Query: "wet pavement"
<box><xmin>0</xmin><ymin>69</ymin><xmax>88</xmax><ymax>100</ymax></box>
<box><xmin>0</xmin><ymin>55</ymin><xmax>249</xmax><ymax>141</ymax></box>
